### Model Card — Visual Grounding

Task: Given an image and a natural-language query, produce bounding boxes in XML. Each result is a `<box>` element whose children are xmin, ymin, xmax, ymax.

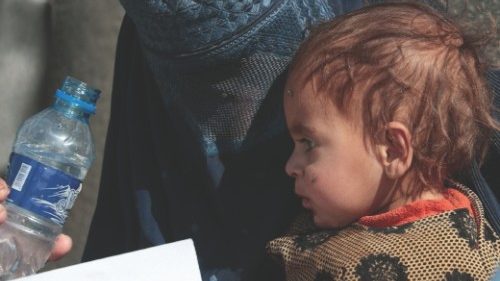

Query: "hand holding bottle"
<box><xmin>0</xmin><ymin>178</ymin><xmax>72</xmax><ymax>261</ymax></box>
<box><xmin>0</xmin><ymin>76</ymin><xmax>99</xmax><ymax>279</ymax></box>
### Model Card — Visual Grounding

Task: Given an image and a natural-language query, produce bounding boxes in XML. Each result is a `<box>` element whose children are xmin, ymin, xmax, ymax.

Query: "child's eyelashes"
<box><xmin>298</xmin><ymin>138</ymin><xmax>316</xmax><ymax>151</ymax></box>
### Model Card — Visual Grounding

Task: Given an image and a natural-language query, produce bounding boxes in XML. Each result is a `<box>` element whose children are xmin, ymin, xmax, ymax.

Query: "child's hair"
<box><xmin>290</xmin><ymin>2</ymin><xmax>499</xmax><ymax>189</ymax></box>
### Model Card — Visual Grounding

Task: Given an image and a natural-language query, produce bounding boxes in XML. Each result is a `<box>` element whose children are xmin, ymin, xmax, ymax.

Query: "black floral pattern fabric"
<box><xmin>444</xmin><ymin>269</ymin><xmax>475</xmax><ymax>281</ymax></box>
<box><xmin>294</xmin><ymin>229</ymin><xmax>338</xmax><ymax>251</ymax></box>
<box><xmin>355</xmin><ymin>253</ymin><xmax>408</xmax><ymax>281</ymax></box>
<box><xmin>483</xmin><ymin>224</ymin><xmax>498</xmax><ymax>243</ymax></box>
<box><xmin>449</xmin><ymin>210</ymin><xmax>478</xmax><ymax>248</ymax></box>
<box><xmin>314</xmin><ymin>270</ymin><xmax>335</xmax><ymax>281</ymax></box>
<box><xmin>366</xmin><ymin>223</ymin><xmax>414</xmax><ymax>234</ymax></box>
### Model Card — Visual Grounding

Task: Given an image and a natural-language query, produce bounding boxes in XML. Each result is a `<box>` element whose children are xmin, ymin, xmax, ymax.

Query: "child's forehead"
<box><xmin>285</xmin><ymin>68</ymin><xmax>355</xmax><ymax>102</ymax></box>
<box><xmin>285</xmin><ymin>69</ymin><xmax>323</xmax><ymax>97</ymax></box>
<box><xmin>284</xmin><ymin>77</ymin><xmax>341</xmax><ymax>119</ymax></box>
<box><xmin>284</xmin><ymin>78</ymin><xmax>323</xmax><ymax>110</ymax></box>
<box><xmin>284</xmin><ymin>76</ymin><xmax>318</xmax><ymax>107</ymax></box>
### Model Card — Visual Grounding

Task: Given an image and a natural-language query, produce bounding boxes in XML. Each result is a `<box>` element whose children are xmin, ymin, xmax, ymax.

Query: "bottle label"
<box><xmin>6</xmin><ymin>153</ymin><xmax>82</xmax><ymax>225</ymax></box>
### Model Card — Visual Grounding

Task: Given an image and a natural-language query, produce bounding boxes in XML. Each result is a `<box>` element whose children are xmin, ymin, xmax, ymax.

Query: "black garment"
<box><xmin>82</xmin><ymin>16</ymin><xmax>301</xmax><ymax>281</ymax></box>
<box><xmin>473</xmin><ymin>69</ymin><xmax>500</xmax><ymax>232</ymax></box>
<box><xmin>84</xmin><ymin>1</ymin><xmax>354</xmax><ymax>280</ymax></box>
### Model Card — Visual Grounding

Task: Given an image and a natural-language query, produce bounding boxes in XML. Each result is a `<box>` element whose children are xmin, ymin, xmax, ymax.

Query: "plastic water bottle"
<box><xmin>0</xmin><ymin>76</ymin><xmax>100</xmax><ymax>279</ymax></box>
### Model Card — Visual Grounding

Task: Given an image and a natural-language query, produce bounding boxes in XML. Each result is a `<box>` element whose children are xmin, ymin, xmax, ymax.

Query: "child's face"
<box><xmin>284</xmin><ymin>77</ymin><xmax>394</xmax><ymax>229</ymax></box>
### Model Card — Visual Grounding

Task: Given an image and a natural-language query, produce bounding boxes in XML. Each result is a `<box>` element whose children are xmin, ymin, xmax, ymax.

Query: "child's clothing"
<box><xmin>358</xmin><ymin>188</ymin><xmax>473</xmax><ymax>227</ymax></box>
<box><xmin>267</xmin><ymin>186</ymin><xmax>499</xmax><ymax>280</ymax></box>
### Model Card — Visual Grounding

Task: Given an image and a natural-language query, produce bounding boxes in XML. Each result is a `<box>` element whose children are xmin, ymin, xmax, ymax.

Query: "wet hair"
<box><xmin>290</xmin><ymin>2</ymin><xmax>500</xmax><ymax>188</ymax></box>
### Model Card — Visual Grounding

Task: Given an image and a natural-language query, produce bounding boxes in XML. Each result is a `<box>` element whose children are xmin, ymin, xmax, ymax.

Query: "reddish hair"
<box><xmin>290</xmin><ymin>2</ymin><xmax>499</xmax><ymax>188</ymax></box>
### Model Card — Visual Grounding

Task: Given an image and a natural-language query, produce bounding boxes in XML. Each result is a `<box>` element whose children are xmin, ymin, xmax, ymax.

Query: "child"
<box><xmin>267</xmin><ymin>3</ymin><xmax>500</xmax><ymax>280</ymax></box>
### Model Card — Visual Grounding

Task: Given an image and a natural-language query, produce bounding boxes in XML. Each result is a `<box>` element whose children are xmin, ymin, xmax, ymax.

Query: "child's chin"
<box><xmin>313</xmin><ymin>216</ymin><xmax>349</xmax><ymax>230</ymax></box>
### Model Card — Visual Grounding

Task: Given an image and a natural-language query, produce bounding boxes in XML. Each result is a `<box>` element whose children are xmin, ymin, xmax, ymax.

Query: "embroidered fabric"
<box><xmin>119</xmin><ymin>0</ymin><xmax>337</xmax><ymax>155</ymax></box>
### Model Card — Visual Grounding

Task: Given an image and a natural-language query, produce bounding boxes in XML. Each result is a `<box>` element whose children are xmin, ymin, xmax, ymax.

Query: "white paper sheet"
<box><xmin>16</xmin><ymin>239</ymin><xmax>202</xmax><ymax>281</ymax></box>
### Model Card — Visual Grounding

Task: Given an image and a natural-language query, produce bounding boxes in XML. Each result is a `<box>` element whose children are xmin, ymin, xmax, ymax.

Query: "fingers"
<box><xmin>0</xmin><ymin>179</ymin><xmax>71</xmax><ymax>262</ymax></box>
<box><xmin>0</xmin><ymin>178</ymin><xmax>9</xmax><ymax>202</ymax></box>
<box><xmin>0</xmin><ymin>178</ymin><xmax>9</xmax><ymax>224</ymax></box>
<box><xmin>0</xmin><ymin>205</ymin><xmax>6</xmax><ymax>224</ymax></box>
<box><xmin>48</xmin><ymin>234</ymin><xmax>72</xmax><ymax>261</ymax></box>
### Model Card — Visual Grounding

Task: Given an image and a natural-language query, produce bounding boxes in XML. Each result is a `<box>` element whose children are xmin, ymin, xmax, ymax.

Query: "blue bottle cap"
<box><xmin>55</xmin><ymin>89</ymin><xmax>97</xmax><ymax>114</ymax></box>
<box><xmin>55</xmin><ymin>76</ymin><xmax>101</xmax><ymax>114</ymax></box>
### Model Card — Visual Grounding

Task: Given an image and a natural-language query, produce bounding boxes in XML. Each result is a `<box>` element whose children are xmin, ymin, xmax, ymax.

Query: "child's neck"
<box><xmin>359</xmin><ymin>187</ymin><xmax>473</xmax><ymax>227</ymax></box>
<box><xmin>381</xmin><ymin>177</ymin><xmax>445</xmax><ymax>213</ymax></box>
<box><xmin>390</xmin><ymin>188</ymin><xmax>445</xmax><ymax>210</ymax></box>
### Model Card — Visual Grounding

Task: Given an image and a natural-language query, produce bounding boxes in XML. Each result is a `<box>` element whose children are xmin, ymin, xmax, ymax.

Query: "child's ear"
<box><xmin>376</xmin><ymin>121</ymin><xmax>413</xmax><ymax>179</ymax></box>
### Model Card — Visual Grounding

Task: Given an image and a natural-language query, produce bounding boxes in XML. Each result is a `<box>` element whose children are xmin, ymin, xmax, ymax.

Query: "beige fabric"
<box><xmin>267</xmin><ymin>187</ymin><xmax>500</xmax><ymax>280</ymax></box>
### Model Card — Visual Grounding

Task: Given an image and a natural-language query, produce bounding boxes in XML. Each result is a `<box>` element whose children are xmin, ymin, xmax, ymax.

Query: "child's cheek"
<box><xmin>304</xmin><ymin>167</ymin><xmax>318</xmax><ymax>184</ymax></box>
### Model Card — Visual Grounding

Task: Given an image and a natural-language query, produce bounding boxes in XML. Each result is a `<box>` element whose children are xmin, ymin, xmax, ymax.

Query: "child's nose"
<box><xmin>285</xmin><ymin>154</ymin><xmax>299</xmax><ymax>178</ymax></box>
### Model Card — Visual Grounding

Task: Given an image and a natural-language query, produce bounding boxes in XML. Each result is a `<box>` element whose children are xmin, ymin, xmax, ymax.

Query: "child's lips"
<box><xmin>294</xmin><ymin>186</ymin><xmax>311</xmax><ymax>209</ymax></box>
<box><xmin>301</xmin><ymin>198</ymin><xmax>311</xmax><ymax>209</ymax></box>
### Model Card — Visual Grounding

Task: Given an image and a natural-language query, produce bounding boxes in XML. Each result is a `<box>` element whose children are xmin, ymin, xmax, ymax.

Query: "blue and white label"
<box><xmin>6</xmin><ymin>153</ymin><xmax>82</xmax><ymax>225</ymax></box>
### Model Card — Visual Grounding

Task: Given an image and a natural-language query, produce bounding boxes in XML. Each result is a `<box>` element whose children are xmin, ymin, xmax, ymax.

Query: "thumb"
<box><xmin>49</xmin><ymin>234</ymin><xmax>72</xmax><ymax>261</ymax></box>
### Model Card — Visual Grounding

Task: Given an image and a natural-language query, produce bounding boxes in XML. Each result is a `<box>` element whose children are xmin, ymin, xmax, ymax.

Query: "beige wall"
<box><xmin>0</xmin><ymin>0</ymin><xmax>124</xmax><ymax>271</ymax></box>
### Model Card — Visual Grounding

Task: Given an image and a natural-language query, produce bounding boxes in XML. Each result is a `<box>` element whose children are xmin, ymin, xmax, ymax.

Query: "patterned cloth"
<box><xmin>267</xmin><ymin>186</ymin><xmax>500</xmax><ymax>280</ymax></box>
<box><xmin>118</xmin><ymin>0</ymin><xmax>342</xmax><ymax>155</ymax></box>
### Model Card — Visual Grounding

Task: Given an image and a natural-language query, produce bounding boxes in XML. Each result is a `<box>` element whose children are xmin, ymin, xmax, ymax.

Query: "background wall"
<box><xmin>0</xmin><ymin>0</ymin><xmax>124</xmax><ymax>271</ymax></box>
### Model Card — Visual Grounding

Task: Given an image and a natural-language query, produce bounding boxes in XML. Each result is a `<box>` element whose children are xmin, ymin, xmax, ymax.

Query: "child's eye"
<box><xmin>298</xmin><ymin>138</ymin><xmax>316</xmax><ymax>151</ymax></box>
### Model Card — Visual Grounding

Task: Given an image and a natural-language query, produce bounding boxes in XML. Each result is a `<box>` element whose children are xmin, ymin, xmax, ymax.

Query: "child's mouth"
<box><xmin>301</xmin><ymin>198</ymin><xmax>311</xmax><ymax>209</ymax></box>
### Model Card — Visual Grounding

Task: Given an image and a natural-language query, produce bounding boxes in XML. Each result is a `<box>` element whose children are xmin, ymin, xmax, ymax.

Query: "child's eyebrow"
<box><xmin>289</xmin><ymin>123</ymin><xmax>317</xmax><ymax>136</ymax></box>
